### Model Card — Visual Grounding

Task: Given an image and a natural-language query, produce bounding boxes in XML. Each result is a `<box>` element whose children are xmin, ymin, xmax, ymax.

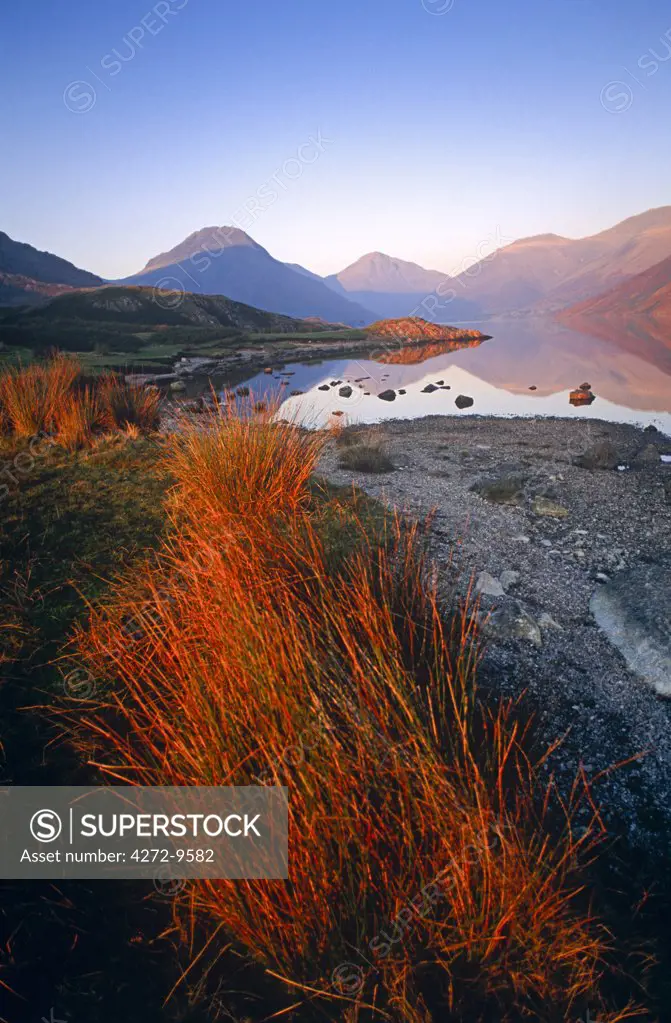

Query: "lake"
<box><xmin>199</xmin><ymin>317</ymin><xmax>671</xmax><ymax>434</ymax></box>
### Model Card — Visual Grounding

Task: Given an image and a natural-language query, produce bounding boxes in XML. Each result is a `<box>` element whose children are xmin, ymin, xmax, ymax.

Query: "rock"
<box><xmin>236</xmin><ymin>386</ymin><xmax>250</xmax><ymax>397</ymax></box>
<box><xmin>644</xmin><ymin>424</ymin><xmax>659</xmax><ymax>433</ymax></box>
<box><xmin>422</xmin><ymin>384</ymin><xmax>438</xmax><ymax>394</ymax></box>
<box><xmin>512</xmin><ymin>534</ymin><xmax>530</xmax><ymax>543</ymax></box>
<box><xmin>169</xmin><ymin>380</ymin><xmax>186</xmax><ymax>393</ymax></box>
<box><xmin>440</xmin><ymin>385</ymin><xmax>451</xmax><ymax>390</ymax></box>
<box><xmin>538</xmin><ymin>612</ymin><xmax>564</xmax><ymax>632</ymax></box>
<box><xmin>331</xmin><ymin>410</ymin><xmax>344</xmax><ymax>417</ymax></box>
<box><xmin>338</xmin><ymin>385</ymin><xmax>353</xmax><ymax>398</ymax></box>
<box><xmin>596</xmin><ymin>572</ymin><xmax>610</xmax><ymax>584</ymax></box>
<box><xmin>574</xmin><ymin>441</ymin><xmax>621</xmax><ymax>470</ymax></box>
<box><xmin>531</xmin><ymin>496</ymin><xmax>569</xmax><ymax>518</ymax></box>
<box><xmin>470</xmin><ymin>474</ymin><xmax>527</xmax><ymax>506</ymax></box>
<box><xmin>540</xmin><ymin>539</ymin><xmax>553</xmax><ymax>548</ymax></box>
<box><xmin>570</xmin><ymin>388</ymin><xmax>596</xmax><ymax>407</ymax></box>
<box><xmin>290</xmin><ymin>389</ymin><xmax>304</xmax><ymax>396</ymax></box>
<box><xmin>398</xmin><ymin>389</ymin><xmax>406</xmax><ymax>395</ymax></box>
<box><xmin>579</xmin><ymin>382</ymin><xmax>592</xmax><ymax>390</ymax></box>
<box><xmin>633</xmin><ymin>443</ymin><xmax>661</xmax><ymax>468</ymax></box>
<box><xmin>263</xmin><ymin>367</ymin><xmax>273</xmax><ymax>374</ymax></box>
<box><xmin>484</xmin><ymin>600</ymin><xmax>542</xmax><ymax>648</ymax></box>
<box><xmin>529</xmin><ymin>385</ymin><xmax>537</xmax><ymax>390</ymax></box>
<box><xmin>435</xmin><ymin>380</ymin><xmax>444</xmax><ymax>386</ymax></box>
<box><xmin>378</xmin><ymin>389</ymin><xmax>396</xmax><ymax>402</ymax></box>
<box><xmin>318</xmin><ymin>384</ymin><xmax>330</xmax><ymax>391</ymax></box>
<box><xmin>500</xmin><ymin>570</ymin><xmax>520</xmax><ymax>591</ymax></box>
<box><xmin>590</xmin><ymin>562</ymin><xmax>671</xmax><ymax>696</ymax></box>
<box><xmin>476</xmin><ymin>571</ymin><xmax>505</xmax><ymax>597</ymax></box>
<box><xmin>455</xmin><ymin>394</ymin><xmax>474</xmax><ymax>409</ymax></box>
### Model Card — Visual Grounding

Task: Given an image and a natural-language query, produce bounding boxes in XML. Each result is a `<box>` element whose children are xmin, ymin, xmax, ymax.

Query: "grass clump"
<box><xmin>63</xmin><ymin>406</ymin><xmax>640</xmax><ymax>1022</ymax></box>
<box><xmin>0</xmin><ymin>355</ymin><xmax>162</xmax><ymax>448</ymax></box>
<box><xmin>338</xmin><ymin>442</ymin><xmax>395</xmax><ymax>473</ymax></box>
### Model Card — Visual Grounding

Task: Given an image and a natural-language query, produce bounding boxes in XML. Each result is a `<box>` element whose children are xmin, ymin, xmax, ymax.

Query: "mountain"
<box><xmin>124</xmin><ymin>227</ymin><xmax>375</xmax><ymax>326</ymax></box>
<box><xmin>324</xmin><ymin>251</ymin><xmax>480</xmax><ymax>321</ymax></box>
<box><xmin>0</xmin><ymin>231</ymin><xmax>103</xmax><ymax>306</ymax></box>
<box><xmin>556</xmin><ymin>253</ymin><xmax>671</xmax><ymax>357</ymax></box>
<box><xmin>450</xmin><ymin>207</ymin><xmax>671</xmax><ymax>314</ymax></box>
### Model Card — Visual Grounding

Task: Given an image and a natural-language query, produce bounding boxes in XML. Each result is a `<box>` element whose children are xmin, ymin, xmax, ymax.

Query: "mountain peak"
<box><xmin>331</xmin><ymin>251</ymin><xmax>449</xmax><ymax>294</ymax></box>
<box><xmin>141</xmin><ymin>226</ymin><xmax>262</xmax><ymax>273</ymax></box>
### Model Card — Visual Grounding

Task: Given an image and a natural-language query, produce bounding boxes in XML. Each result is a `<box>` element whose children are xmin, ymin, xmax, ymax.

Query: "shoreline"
<box><xmin>319</xmin><ymin>413</ymin><xmax>671</xmax><ymax>852</ymax></box>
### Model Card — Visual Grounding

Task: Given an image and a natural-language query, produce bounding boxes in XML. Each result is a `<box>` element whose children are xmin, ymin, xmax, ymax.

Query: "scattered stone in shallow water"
<box><xmin>338</xmin><ymin>385</ymin><xmax>353</xmax><ymax>399</ymax></box>
<box><xmin>378</xmin><ymin>389</ymin><xmax>396</xmax><ymax>402</ymax></box>
<box><xmin>455</xmin><ymin>394</ymin><xmax>474</xmax><ymax>409</ymax></box>
<box><xmin>532</xmin><ymin>496</ymin><xmax>569</xmax><ymax>518</ymax></box>
<box><xmin>398</xmin><ymin>389</ymin><xmax>406</xmax><ymax>395</ymax></box>
<box><xmin>590</xmin><ymin>562</ymin><xmax>671</xmax><ymax>697</ymax></box>
<box><xmin>512</xmin><ymin>534</ymin><xmax>531</xmax><ymax>543</ymax></box>
<box><xmin>476</xmin><ymin>571</ymin><xmax>505</xmax><ymax>597</ymax></box>
<box><xmin>318</xmin><ymin>384</ymin><xmax>330</xmax><ymax>391</ymax></box>
<box><xmin>471</xmin><ymin>474</ymin><xmax>526</xmax><ymax>506</ymax></box>
<box><xmin>440</xmin><ymin>385</ymin><xmax>451</xmax><ymax>390</ymax></box>
<box><xmin>529</xmin><ymin>385</ymin><xmax>537</xmax><ymax>391</ymax></box>
<box><xmin>435</xmin><ymin>380</ymin><xmax>444</xmax><ymax>386</ymax></box>
<box><xmin>422</xmin><ymin>383</ymin><xmax>439</xmax><ymax>394</ymax></box>
<box><xmin>290</xmin><ymin>389</ymin><xmax>304</xmax><ymax>396</ymax></box>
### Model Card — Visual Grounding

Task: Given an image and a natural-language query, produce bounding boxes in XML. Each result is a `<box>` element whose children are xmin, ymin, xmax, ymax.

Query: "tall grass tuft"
<box><xmin>56</xmin><ymin>385</ymin><xmax>104</xmax><ymax>451</ymax></box>
<box><xmin>67</xmin><ymin>408</ymin><xmax>641</xmax><ymax>1022</ymax></box>
<box><xmin>0</xmin><ymin>355</ymin><xmax>80</xmax><ymax>437</ymax></box>
<box><xmin>165</xmin><ymin>403</ymin><xmax>326</xmax><ymax>530</ymax></box>
<box><xmin>98</xmin><ymin>374</ymin><xmax>162</xmax><ymax>433</ymax></box>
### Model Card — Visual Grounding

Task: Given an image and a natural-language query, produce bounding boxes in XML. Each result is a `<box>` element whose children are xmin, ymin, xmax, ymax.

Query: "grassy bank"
<box><xmin>0</xmin><ymin>365</ymin><xmax>663</xmax><ymax>1020</ymax></box>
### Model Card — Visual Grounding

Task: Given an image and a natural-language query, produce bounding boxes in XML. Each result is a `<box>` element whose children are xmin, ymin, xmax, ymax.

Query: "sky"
<box><xmin>1</xmin><ymin>0</ymin><xmax>670</xmax><ymax>279</ymax></box>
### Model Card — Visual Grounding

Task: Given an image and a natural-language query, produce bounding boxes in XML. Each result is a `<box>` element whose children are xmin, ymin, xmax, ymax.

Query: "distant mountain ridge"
<box><xmin>557</xmin><ymin>252</ymin><xmax>671</xmax><ymax>357</ymax></box>
<box><xmin>449</xmin><ymin>206</ymin><xmax>671</xmax><ymax>314</ymax></box>
<box><xmin>323</xmin><ymin>251</ymin><xmax>479</xmax><ymax>321</ymax></box>
<box><xmin>124</xmin><ymin>228</ymin><xmax>375</xmax><ymax>326</ymax></box>
<box><xmin>0</xmin><ymin>231</ymin><xmax>102</xmax><ymax>306</ymax></box>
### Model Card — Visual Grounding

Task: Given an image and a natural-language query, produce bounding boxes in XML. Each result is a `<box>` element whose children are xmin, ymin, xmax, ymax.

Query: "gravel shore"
<box><xmin>320</xmin><ymin>414</ymin><xmax>671</xmax><ymax>852</ymax></box>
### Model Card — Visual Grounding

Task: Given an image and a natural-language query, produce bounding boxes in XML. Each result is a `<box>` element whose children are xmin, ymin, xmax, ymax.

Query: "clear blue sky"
<box><xmin>1</xmin><ymin>0</ymin><xmax>670</xmax><ymax>278</ymax></box>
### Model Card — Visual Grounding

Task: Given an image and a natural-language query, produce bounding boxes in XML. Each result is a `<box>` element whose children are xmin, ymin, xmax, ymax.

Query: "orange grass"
<box><xmin>65</xmin><ymin>408</ymin><xmax>642</xmax><ymax>1022</ymax></box>
<box><xmin>0</xmin><ymin>354</ymin><xmax>80</xmax><ymax>437</ymax></box>
<box><xmin>56</xmin><ymin>385</ymin><xmax>104</xmax><ymax>450</ymax></box>
<box><xmin>97</xmin><ymin>374</ymin><xmax>162</xmax><ymax>433</ymax></box>
<box><xmin>0</xmin><ymin>357</ymin><xmax>162</xmax><ymax>446</ymax></box>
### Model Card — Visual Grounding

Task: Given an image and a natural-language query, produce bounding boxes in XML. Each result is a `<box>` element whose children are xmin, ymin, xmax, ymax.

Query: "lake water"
<box><xmin>206</xmin><ymin>317</ymin><xmax>671</xmax><ymax>435</ymax></box>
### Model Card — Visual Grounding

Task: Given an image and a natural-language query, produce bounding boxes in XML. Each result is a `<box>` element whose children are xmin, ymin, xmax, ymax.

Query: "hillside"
<box><xmin>124</xmin><ymin>227</ymin><xmax>375</xmax><ymax>326</ymax></box>
<box><xmin>23</xmin><ymin>285</ymin><xmax>332</xmax><ymax>332</ymax></box>
<box><xmin>0</xmin><ymin>231</ymin><xmax>102</xmax><ymax>305</ymax></box>
<box><xmin>365</xmin><ymin>316</ymin><xmax>487</xmax><ymax>342</ymax></box>
<box><xmin>556</xmin><ymin>253</ymin><xmax>671</xmax><ymax>355</ymax></box>
<box><xmin>0</xmin><ymin>285</ymin><xmax>341</xmax><ymax>364</ymax></box>
<box><xmin>449</xmin><ymin>207</ymin><xmax>671</xmax><ymax>314</ymax></box>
